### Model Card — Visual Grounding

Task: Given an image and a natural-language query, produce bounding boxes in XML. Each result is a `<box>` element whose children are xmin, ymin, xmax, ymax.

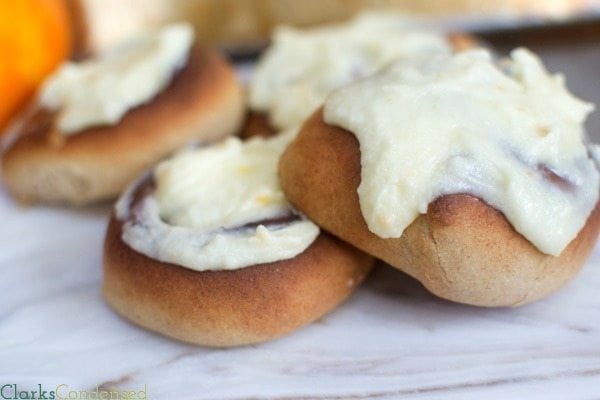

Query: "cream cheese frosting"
<box><xmin>39</xmin><ymin>23</ymin><xmax>194</xmax><ymax>134</ymax></box>
<box><xmin>116</xmin><ymin>131</ymin><xmax>320</xmax><ymax>271</ymax></box>
<box><xmin>324</xmin><ymin>48</ymin><xmax>599</xmax><ymax>256</ymax></box>
<box><xmin>249</xmin><ymin>12</ymin><xmax>452</xmax><ymax>130</ymax></box>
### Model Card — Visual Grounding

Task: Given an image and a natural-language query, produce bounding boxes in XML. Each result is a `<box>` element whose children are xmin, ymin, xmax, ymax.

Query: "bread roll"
<box><xmin>103</xmin><ymin>178</ymin><xmax>373</xmax><ymax>347</ymax></box>
<box><xmin>2</xmin><ymin>46</ymin><xmax>243</xmax><ymax>205</ymax></box>
<box><xmin>278</xmin><ymin>110</ymin><xmax>600</xmax><ymax>307</ymax></box>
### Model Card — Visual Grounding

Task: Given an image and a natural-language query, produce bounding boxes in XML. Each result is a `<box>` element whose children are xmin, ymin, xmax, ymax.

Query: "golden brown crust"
<box><xmin>103</xmin><ymin>214</ymin><xmax>374</xmax><ymax>347</ymax></box>
<box><xmin>278</xmin><ymin>109</ymin><xmax>600</xmax><ymax>307</ymax></box>
<box><xmin>1</xmin><ymin>46</ymin><xmax>244</xmax><ymax>205</ymax></box>
<box><xmin>240</xmin><ymin>112</ymin><xmax>277</xmax><ymax>139</ymax></box>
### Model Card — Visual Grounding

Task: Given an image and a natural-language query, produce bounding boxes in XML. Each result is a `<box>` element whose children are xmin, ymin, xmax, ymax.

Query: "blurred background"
<box><xmin>1</xmin><ymin>0</ymin><xmax>600</xmax><ymax>139</ymax></box>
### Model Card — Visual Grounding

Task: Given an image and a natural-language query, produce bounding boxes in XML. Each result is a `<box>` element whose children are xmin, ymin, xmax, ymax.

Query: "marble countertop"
<box><xmin>1</xmin><ymin>182</ymin><xmax>600</xmax><ymax>400</ymax></box>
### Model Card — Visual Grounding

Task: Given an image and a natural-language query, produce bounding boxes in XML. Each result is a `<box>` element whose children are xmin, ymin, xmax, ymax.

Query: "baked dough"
<box><xmin>1</xmin><ymin>46</ymin><xmax>244</xmax><ymax>205</ymax></box>
<box><xmin>278</xmin><ymin>110</ymin><xmax>600</xmax><ymax>307</ymax></box>
<box><xmin>103</xmin><ymin>178</ymin><xmax>374</xmax><ymax>347</ymax></box>
<box><xmin>240</xmin><ymin>112</ymin><xmax>276</xmax><ymax>139</ymax></box>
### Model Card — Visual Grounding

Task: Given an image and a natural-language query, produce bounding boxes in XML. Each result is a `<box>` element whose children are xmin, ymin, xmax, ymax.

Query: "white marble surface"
<box><xmin>1</xmin><ymin>179</ymin><xmax>600</xmax><ymax>399</ymax></box>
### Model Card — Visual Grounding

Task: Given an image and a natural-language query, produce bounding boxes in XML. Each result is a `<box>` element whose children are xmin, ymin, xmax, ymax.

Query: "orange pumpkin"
<box><xmin>0</xmin><ymin>0</ymin><xmax>71</xmax><ymax>133</ymax></box>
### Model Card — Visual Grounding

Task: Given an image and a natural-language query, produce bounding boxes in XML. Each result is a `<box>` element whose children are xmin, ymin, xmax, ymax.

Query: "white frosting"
<box><xmin>249</xmin><ymin>12</ymin><xmax>451</xmax><ymax>130</ymax></box>
<box><xmin>117</xmin><ymin>131</ymin><xmax>320</xmax><ymax>271</ymax></box>
<box><xmin>324</xmin><ymin>48</ymin><xmax>599</xmax><ymax>256</ymax></box>
<box><xmin>39</xmin><ymin>23</ymin><xmax>194</xmax><ymax>134</ymax></box>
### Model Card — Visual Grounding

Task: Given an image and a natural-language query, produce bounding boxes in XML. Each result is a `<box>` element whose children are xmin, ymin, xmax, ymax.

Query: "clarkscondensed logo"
<box><xmin>0</xmin><ymin>384</ymin><xmax>147</xmax><ymax>400</ymax></box>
